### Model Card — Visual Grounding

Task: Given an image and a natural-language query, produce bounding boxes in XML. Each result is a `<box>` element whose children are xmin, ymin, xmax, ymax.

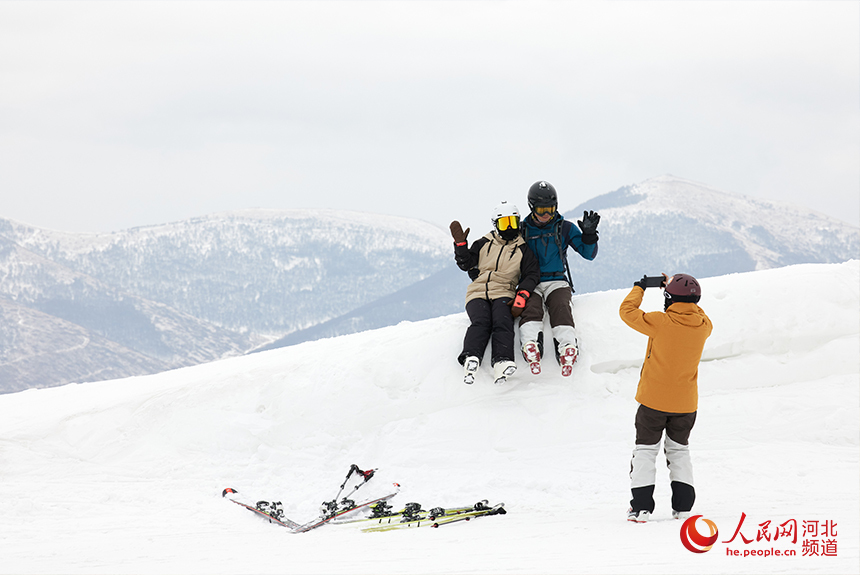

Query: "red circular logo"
<box><xmin>680</xmin><ymin>515</ymin><xmax>719</xmax><ymax>553</ymax></box>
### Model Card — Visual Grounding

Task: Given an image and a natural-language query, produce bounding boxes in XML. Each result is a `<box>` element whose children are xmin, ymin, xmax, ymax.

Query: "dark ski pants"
<box><xmin>518</xmin><ymin>282</ymin><xmax>577</xmax><ymax>358</ymax></box>
<box><xmin>458</xmin><ymin>297</ymin><xmax>514</xmax><ymax>366</ymax></box>
<box><xmin>519</xmin><ymin>284</ymin><xmax>575</xmax><ymax>329</ymax></box>
<box><xmin>630</xmin><ymin>404</ymin><xmax>697</xmax><ymax>514</ymax></box>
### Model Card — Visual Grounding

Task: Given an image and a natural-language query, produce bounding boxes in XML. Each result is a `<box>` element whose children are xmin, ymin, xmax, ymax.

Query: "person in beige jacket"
<box><xmin>449</xmin><ymin>201</ymin><xmax>539</xmax><ymax>385</ymax></box>
<box><xmin>619</xmin><ymin>273</ymin><xmax>713</xmax><ymax>523</ymax></box>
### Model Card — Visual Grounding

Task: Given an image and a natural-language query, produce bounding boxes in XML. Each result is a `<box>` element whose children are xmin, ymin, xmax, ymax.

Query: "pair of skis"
<box><xmin>223</xmin><ymin>485</ymin><xmax>401</xmax><ymax>533</ymax></box>
<box><xmin>359</xmin><ymin>500</ymin><xmax>506</xmax><ymax>532</ymax></box>
<box><xmin>222</xmin><ymin>464</ymin><xmax>505</xmax><ymax>534</ymax></box>
<box><xmin>223</xmin><ymin>464</ymin><xmax>397</xmax><ymax>533</ymax></box>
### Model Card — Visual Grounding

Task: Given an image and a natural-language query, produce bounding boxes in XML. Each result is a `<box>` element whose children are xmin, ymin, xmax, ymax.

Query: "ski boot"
<box><xmin>521</xmin><ymin>341</ymin><xmax>541</xmax><ymax>375</ymax></box>
<box><xmin>627</xmin><ymin>508</ymin><xmax>651</xmax><ymax>523</ymax></box>
<box><xmin>493</xmin><ymin>361</ymin><xmax>516</xmax><ymax>385</ymax></box>
<box><xmin>559</xmin><ymin>344</ymin><xmax>578</xmax><ymax>377</ymax></box>
<box><xmin>463</xmin><ymin>356</ymin><xmax>479</xmax><ymax>385</ymax></box>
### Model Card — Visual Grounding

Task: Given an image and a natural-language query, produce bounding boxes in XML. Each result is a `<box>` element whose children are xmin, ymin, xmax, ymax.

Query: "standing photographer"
<box><xmin>619</xmin><ymin>273</ymin><xmax>713</xmax><ymax>523</ymax></box>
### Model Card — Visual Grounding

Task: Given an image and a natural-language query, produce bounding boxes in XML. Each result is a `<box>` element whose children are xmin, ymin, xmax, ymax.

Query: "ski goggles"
<box><xmin>496</xmin><ymin>215</ymin><xmax>519</xmax><ymax>231</ymax></box>
<box><xmin>535</xmin><ymin>205</ymin><xmax>556</xmax><ymax>215</ymax></box>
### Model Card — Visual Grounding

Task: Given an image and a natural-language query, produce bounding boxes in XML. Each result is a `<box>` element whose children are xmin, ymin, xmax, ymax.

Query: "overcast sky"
<box><xmin>1</xmin><ymin>1</ymin><xmax>858</xmax><ymax>234</ymax></box>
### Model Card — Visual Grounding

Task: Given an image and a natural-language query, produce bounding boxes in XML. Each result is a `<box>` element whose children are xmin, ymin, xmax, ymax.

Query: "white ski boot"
<box><xmin>627</xmin><ymin>508</ymin><xmax>651</xmax><ymax>523</ymax></box>
<box><xmin>521</xmin><ymin>341</ymin><xmax>541</xmax><ymax>375</ymax></box>
<box><xmin>559</xmin><ymin>344</ymin><xmax>578</xmax><ymax>377</ymax></box>
<box><xmin>463</xmin><ymin>356</ymin><xmax>480</xmax><ymax>385</ymax></box>
<box><xmin>493</xmin><ymin>361</ymin><xmax>517</xmax><ymax>385</ymax></box>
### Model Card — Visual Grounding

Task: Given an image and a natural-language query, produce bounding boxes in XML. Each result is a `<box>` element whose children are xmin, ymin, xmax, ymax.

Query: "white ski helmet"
<box><xmin>491</xmin><ymin>201</ymin><xmax>521</xmax><ymax>240</ymax></box>
<box><xmin>491</xmin><ymin>201</ymin><xmax>521</xmax><ymax>225</ymax></box>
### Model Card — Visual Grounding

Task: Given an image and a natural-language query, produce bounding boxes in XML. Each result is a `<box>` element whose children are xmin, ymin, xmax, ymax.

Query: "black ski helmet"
<box><xmin>527</xmin><ymin>181</ymin><xmax>558</xmax><ymax>211</ymax></box>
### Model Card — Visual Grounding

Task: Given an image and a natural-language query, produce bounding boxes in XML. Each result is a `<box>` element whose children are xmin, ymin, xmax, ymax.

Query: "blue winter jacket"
<box><xmin>522</xmin><ymin>213</ymin><xmax>598</xmax><ymax>286</ymax></box>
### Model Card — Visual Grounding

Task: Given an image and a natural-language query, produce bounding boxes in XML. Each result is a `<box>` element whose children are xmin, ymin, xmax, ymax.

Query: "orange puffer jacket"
<box><xmin>619</xmin><ymin>286</ymin><xmax>713</xmax><ymax>413</ymax></box>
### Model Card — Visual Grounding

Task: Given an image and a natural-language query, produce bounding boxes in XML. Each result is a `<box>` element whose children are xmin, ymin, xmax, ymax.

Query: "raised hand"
<box><xmin>577</xmin><ymin>210</ymin><xmax>600</xmax><ymax>235</ymax></box>
<box><xmin>449</xmin><ymin>220</ymin><xmax>470</xmax><ymax>245</ymax></box>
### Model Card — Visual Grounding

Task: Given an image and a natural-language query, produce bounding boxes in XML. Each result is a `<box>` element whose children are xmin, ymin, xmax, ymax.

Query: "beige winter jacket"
<box><xmin>462</xmin><ymin>233</ymin><xmax>533</xmax><ymax>304</ymax></box>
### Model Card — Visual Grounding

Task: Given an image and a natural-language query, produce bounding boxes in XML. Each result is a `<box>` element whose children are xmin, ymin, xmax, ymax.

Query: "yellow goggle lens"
<box><xmin>535</xmin><ymin>205</ymin><xmax>556</xmax><ymax>215</ymax></box>
<box><xmin>496</xmin><ymin>216</ymin><xmax>519</xmax><ymax>231</ymax></box>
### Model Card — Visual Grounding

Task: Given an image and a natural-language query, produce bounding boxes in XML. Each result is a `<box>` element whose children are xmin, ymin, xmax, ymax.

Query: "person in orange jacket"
<box><xmin>619</xmin><ymin>273</ymin><xmax>713</xmax><ymax>523</ymax></box>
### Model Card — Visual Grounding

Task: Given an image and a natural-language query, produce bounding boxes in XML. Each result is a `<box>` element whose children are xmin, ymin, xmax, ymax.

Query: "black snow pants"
<box><xmin>458</xmin><ymin>297</ymin><xmax>515</xmax><ymax>366</ymax></box>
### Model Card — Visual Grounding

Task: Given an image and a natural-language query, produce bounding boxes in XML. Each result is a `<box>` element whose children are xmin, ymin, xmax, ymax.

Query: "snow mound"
<box><xmin>0</xmin><ymin>261</ymin><xmax>857</xmax><ymax>574</ymax></box>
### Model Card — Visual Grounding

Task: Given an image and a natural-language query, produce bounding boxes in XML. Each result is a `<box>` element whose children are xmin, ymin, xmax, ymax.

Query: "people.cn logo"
<box><xmin>680</xmin><ymin>515</ymin><xmax>719</xmax><ymax>553</ymax></box>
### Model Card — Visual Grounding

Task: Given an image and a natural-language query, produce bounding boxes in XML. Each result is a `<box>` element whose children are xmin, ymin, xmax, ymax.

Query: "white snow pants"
<box><xmin>630</xmin><ymin>436</ymin><xmax>695</xmax><ymax>489</ymax></box>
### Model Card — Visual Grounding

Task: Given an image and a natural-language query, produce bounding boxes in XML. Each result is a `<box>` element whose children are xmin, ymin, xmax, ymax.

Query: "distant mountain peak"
<box><xmin>566</xmin><ymin>176</ymin><xmax>858</xmax><ymax>292</ymax></box>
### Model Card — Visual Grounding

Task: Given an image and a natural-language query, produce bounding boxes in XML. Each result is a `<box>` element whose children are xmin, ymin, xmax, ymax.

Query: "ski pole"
<box><xmin>321</xmin><ymin>464</ymin><xmax>377</xmax><ymax>517</ymax></box>
<box><xmin>339</xmin><ymin>465</ymin><xmax>376</xmax><ymax>501</ymax></box>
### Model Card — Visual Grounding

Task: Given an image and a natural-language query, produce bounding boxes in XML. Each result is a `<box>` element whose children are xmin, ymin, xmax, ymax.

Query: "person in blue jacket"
<box><xmin>518</xmin><ymin>181</ymin><xmax>600</xmax><ymax>377</ymax></box>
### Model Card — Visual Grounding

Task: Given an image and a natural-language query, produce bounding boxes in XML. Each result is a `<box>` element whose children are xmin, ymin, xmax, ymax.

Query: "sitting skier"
<box><xmin>518</xmin><ymin>181</ymin><xmax>600</xmax><ymax>377</ymax></box>
<box><xmin>449</xmin><ymin>201</ymin><xmax>539</xmax><ymax>385</ymax></box>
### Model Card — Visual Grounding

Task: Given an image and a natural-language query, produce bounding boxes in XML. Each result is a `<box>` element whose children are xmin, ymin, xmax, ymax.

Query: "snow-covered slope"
<box><xmin>0</xmin><ymin>261</ymin><xmax>856</xmax><ymax>574</ymax></box>
<box><xmin>0</xmin><ymin>236</ymin><xmax>260</xmax><ymax>392</ymax></box>
<box><xmin>257</xmin><ymin>265</ymin><xmax>470</xmax><ymax>352</ymax></box>
<box><xmin>0</xmin><ymin>299</ymin><xmax>169</xmax><ymax>394</ymax></box>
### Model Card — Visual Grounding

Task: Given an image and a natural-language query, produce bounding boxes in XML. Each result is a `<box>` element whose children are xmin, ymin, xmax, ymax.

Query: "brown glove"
<box><xmin>449</xmin><ymin>221</ymin><xmax>470</xmax><ymax>245</ymax></box>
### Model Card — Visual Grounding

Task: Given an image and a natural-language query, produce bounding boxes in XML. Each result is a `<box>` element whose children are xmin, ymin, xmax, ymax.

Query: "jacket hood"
<box><xmin>666</xmin><ymin>302</ymin><xmax>708</xmax><ymax>327</ymax></box>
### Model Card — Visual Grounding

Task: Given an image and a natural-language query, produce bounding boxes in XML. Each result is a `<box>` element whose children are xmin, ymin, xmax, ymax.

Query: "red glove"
<box><xmin>510</xmin><ymin>290</ymin><xmax>529</xmax><ymax>318</ymax></box>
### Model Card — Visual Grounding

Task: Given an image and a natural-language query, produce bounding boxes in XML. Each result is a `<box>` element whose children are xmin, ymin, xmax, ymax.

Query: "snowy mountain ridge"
<box><xmin>602</xmin><ymin>175</ymin><xmax>858</xmax><ymax>269</ymax></box>
<box><xmin>0</xmin><ymin>235</ymin><xmax>262</xmax><ymax>392</ymax></box>
<box><xmin>2</xmin><ymin>208</ymin><xmax>447</xmax><ymax>254</ymax></box>
<box><xmin>0</xmin><ymin>209</ymin><xmax>451</xmax><ymax>392</ymax></box>
<box><xmin>0</xmin><ymin>261</ymin><xmax>856</xmax><ymax>574</ymax></box>
<box><xmin>564</xmin><ymin>175</ymin><xmax>859</xmax><ymax>294</ymax></box>
<box><xmin>0</xmin><ymin>208</ymin><xmax>451</xmax><ymax>335</ymax></box>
